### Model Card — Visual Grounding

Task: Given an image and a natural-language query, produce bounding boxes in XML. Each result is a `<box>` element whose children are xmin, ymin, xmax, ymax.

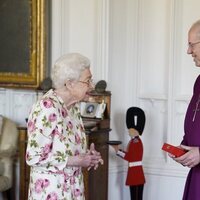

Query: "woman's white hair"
<box><xmin>51</xmin><ymin>53</ymin><xmax>90</xmax><ymax>88</ymax></box>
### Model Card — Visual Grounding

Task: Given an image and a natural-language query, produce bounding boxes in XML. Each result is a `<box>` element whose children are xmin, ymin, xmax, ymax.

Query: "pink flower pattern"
<box><xmin>61</xmin><ymin>108</ymin><xmax>68</xmax><ymax>118</ymax></box>
<box><xmin>48</xmin><ymin>113</ymin><xmax>57</xmax><ymax>122</ymax></box>
<box><xmin>26</xmin><ymin>89</ymin><xmax>86</xmax><ymax>200</ymax></box>
<box><xmin>39</xmin><ymin>143</ymin><xmax>52</xmax><ymax>161</ymax></box>
<box><xmin>35</xmin><ymin>178</ymin><xmax>50</xmax><ymax>193</ymax></box>
<box><xmin>68</xmin><ymin>121</ymin><xmax>73</xmax><ymax>129</ymax></box>
<box><xmin>46</xmin><ymin>192</ymin><xmax>58</xmax><ymax>200</ymax></box>
<box><xmin>75</xmin><ymin>133</ymin><xmax>81</xmax><ymax>144</ymax></box>
<box><xmin>74</xmin><ymin>188</ymin><xmax>81</xmax><ymax>197</ymax></box>
<box><xmin>43</xmin><ymin>99</ymin><xmax>53</xmax><ymax>108</ymax></box>
<box><xmin>27</xmin><ymin>120</ymin><xmax>36</xmax><ymax>133</ymax></box>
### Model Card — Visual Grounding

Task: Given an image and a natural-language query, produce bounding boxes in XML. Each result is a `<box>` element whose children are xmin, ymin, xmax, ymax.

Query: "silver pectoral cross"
<box><xmin>192</xmin><ymin>95</ymin><xmax>200</xmax><ymax>122</ymax></box>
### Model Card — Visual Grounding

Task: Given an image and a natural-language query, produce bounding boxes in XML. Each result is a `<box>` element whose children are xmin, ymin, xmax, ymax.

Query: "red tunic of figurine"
<box><xmin>117</xmin><ymin>136</ymin><xmax>145</xmax><ymax>186</ymax></box>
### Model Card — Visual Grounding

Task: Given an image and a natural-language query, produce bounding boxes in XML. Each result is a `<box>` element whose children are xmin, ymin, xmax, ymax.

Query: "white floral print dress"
<box><xmin>26</xmin><ymin>89</ymin><xmax>87</xmax><ymax>200</ymax></box>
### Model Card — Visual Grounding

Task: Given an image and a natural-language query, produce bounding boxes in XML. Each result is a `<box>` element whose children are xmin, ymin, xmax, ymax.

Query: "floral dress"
<box><xmin>26</xmin><ymin>89</ymin><xmax>87</xmax><ymax>200</ymax></box>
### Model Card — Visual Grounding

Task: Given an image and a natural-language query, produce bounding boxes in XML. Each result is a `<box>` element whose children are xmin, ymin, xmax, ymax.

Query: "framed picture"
<box><xmin>80</xmin><ymin>102</ymin><xmax>106</xmax><ymax>119</ymax></box>
<box><xmin>0</xmin><ymin>0</ymin><xmax>49</xmax><ymax>89</ymax></box>
<box><xmin>81</xmin><ymin>102</ymin><xmax>99</xmax><ymax>118</ymax></box>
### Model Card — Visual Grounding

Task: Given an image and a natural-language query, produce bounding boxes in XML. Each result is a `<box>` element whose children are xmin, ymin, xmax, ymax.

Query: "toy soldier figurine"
<box><xmin>111</xmin><ymin>107</ymin><xmax>146</xmax><ymax>200</ymax></box>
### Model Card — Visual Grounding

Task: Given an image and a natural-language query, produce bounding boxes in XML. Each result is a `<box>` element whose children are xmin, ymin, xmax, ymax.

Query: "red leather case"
<box><xmin>162</xmin><ymin>143</ymin><xmax>186</xmax><ymax>157</ymax></box>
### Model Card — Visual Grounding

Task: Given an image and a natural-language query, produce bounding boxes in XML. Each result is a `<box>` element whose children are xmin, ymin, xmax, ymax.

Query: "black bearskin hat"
<box><xmin>126</xmin><ymin>107</ymin><xmax>146</xmax><ymax>135</ymax></box>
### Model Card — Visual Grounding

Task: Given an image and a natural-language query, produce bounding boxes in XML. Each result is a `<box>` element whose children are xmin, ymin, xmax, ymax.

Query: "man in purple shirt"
<box><xmin>170</xmin><ymin>19</ymin><xmax>200</xmax><ymax>200</ymax></box>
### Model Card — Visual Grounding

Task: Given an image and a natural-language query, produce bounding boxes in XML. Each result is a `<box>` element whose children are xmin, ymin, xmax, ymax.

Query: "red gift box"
<box><xmin>162</xmin><ymin>143</ymin><xmax>187</xmax><ymax>157</ymax></box>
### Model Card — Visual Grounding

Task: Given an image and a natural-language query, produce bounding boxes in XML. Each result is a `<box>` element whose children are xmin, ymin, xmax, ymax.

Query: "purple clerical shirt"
<box><xmin>182</xmin><ymin>74</ymin><xmax>200</xmax><ymax>200</ymax></box>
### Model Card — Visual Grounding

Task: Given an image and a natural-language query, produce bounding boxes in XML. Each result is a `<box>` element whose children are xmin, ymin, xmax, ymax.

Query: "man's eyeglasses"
<box><xmin>78</xmin><ymin>79</ymin><xmax>93</xmax><ymax>86</ymax></box>
<box><xmin>188</xmin><ymin>41</ymin><xmax>200</xmax><ymax>49</ymax></box>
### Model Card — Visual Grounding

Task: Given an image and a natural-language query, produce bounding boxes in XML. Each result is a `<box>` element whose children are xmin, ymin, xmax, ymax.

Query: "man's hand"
<box><xmin>173</xmin><ymin>145</ymin><xmax>200</xmax><ymax>168</ymax></box>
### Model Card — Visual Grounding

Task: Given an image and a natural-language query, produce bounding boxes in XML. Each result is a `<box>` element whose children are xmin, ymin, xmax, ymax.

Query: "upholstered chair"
<box><xmin>0</xmin><ymin>116</ymin><xmax>18</xmax><ymax>199</ymax></box>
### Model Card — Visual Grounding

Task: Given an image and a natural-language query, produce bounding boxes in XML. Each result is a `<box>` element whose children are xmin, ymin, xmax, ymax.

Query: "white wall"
<box><xmin>1</xmin><ymin>0</ymin><xmax>200</xmax><ymax>199</ymax></box>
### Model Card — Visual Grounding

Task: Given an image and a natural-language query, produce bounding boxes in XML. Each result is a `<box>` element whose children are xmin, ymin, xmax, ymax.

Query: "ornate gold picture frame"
<box><xmin>0</xmin><ymin>0</ymin><xmax>48</xmax><ymax>89</ymax></box>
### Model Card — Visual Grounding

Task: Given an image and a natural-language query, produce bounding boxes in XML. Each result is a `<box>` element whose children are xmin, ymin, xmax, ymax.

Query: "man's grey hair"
<box><xmin>51</xmin><ymin>53</ymin><xmax>90</xmax><ymax>89</ymax></box>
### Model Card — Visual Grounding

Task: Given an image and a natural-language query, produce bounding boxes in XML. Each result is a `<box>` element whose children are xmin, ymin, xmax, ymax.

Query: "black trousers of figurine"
<box><xmin>130</xmin><ymin>184</ymin><xmax>144</xmax><ymax>200</ymax></box>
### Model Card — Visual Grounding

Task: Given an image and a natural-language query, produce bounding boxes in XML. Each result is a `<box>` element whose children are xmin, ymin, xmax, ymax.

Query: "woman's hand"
<box><xmin>172</xmin><ymin>145</ymin><xmax>200</xmax><ymax>168</ymax></box>
<box><xmin>67</xmin><ymin>152</ymin><xmax>102</xmax><ymax>168</ymax></box>
<box><xmin>67</xmin><ymin>143</ymin><xmax>103</xmax><ymax>170</ymax></box>
<box><xmin>87</xmin><ymin>143</ymin><xmax>103</xmax><ymax>170</ymax></box>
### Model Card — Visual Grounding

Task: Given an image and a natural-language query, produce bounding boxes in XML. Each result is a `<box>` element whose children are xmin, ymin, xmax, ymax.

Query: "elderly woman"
<box><xmin>26</xmin><ymin>53</ymin><xmax>103</xmax><ymax>200</ymax></box>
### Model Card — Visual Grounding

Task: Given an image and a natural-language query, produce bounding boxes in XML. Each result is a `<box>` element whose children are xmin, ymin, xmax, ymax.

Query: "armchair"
<box><xmin>0</xmin><ymin>116</ymin><xmax>18</xmax><ymax>199</ymax></box>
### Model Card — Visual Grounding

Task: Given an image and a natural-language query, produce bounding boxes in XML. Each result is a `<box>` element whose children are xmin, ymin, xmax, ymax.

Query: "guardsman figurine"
<box><xmin>111</xmin><ymin>107</ymin><xmax>146</xmax><ymax>200</ymax></box>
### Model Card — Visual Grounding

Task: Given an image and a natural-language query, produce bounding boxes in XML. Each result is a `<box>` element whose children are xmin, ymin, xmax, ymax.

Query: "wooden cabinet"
<box><xmin>84</xmin><ymin>129</ymin><xmax>110</xmax><ymax>200</ymax></box>
<box><xmin>83</xmin><ymin>91</ymin><xmax>111</xmax><ymax>200</ymax></box>
<box><xmin>18</xmin><ymin>91</ymin><xmax>111</xmax><ymax>200</ymax></box>
<box><xmin>18</xmin><ymin>127</ymin><xmax>30</xmax><ymax>200</ymax></box>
